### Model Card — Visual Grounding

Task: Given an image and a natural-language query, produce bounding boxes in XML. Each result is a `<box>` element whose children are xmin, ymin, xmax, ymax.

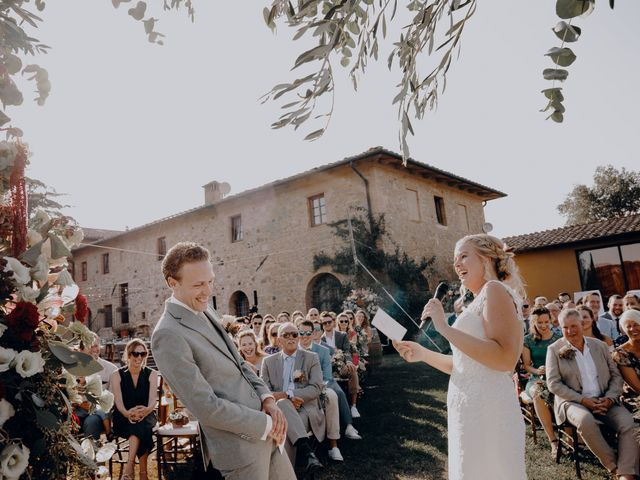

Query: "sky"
<box><xmin>10</xmin><ymin>1</ymin><xmax>640</xmax><ymax>239</ymax></box>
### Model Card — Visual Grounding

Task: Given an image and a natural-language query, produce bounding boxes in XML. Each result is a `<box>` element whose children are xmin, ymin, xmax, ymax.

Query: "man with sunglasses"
<box><xmin>320</xmin><ymin>312</ymin><xmax>362</xmax><ymax>418</ymax></box>
<box><xmin>251</xmin><ymin>313</ymin><xmax>263</xmax><ymax>337</ymax></box>
<box><xmin>260</xmin><ymin>323</ymin><xmax>325</xmax><ymax>475</ymax></box>
<box><xmin>152</xmin><ymin>242</ymin><xmax>295</xmax><ymax>480</ymax></box>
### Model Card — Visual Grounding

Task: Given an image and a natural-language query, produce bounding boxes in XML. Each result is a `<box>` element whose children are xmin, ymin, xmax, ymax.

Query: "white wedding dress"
<box><xmin>447</xmin><ymin>280</ymin><xmax>527</xmax><ymax>479</ymax></box>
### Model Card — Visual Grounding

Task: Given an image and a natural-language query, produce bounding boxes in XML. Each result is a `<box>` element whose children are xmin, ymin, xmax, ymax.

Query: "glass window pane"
<box><xmin>621</xmin><ymin>243</ymin><xmax>640</xmax><ymax>291</ymax></box>
<box><xmin>578</xmin><ymin>247</ymin><xmax>625</xmax><ymax>298</ymax></box>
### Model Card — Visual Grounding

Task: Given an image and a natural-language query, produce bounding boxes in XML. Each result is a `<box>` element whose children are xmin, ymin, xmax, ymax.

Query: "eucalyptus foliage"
<box><xmin>262</xmin><ymin>0</ymin><xmax>477</xmax><ymax>162</ymax></box>
<box><xmin>0</xmin><ymin>0</ymin><xmax>193</xmax><ymax>138</ymax></box>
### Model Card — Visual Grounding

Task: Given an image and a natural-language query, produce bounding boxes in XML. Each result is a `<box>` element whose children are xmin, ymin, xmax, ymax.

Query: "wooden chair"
<box><xmin>155</xmin><ymin>376</ymin><xmax>201</xmax><ymax>479</ymax></box>
<box><xmin>512</xmin><ymin>372</ymin><xmax>538</xmax><ymax>444</ymax></box>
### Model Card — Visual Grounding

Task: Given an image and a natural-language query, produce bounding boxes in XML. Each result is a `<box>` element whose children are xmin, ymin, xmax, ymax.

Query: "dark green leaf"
<box><xmin>304</xmin><ymin>129</ymin><xmax>325</xmax><ymax>141</ymax></box>
<box><xmin>543</xmin><ymin>68</ymin><xmax>569</xmax><ymax>81</ymax></box>
<box><xmin>552</xmin><ymin>21</ymin><xmax>581</xmax><ymax>42</ymax></box>
<box><xmin>556</xmin><ymin>0</ymin><xmax>594</xmax><ymax>19</ymax></box>
<box><xmin>545</xmin><ymin>47</ymin><xmax>577</xmax><ymax>67</ymax></box>
<box><xmin>541</xmin><ymin>87</ymin><xmax>564</xmax><ymax>102</ymax></box>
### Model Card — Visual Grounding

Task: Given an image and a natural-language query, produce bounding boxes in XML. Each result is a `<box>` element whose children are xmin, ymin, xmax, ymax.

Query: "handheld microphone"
<box><xmin>419</xmin><ymin>282</ymin><xmax>450</xmax><ymax>330</ymax></box>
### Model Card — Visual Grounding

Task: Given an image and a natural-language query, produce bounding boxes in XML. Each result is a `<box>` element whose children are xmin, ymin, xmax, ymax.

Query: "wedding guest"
<box><xmin>291</xmin><ymin>310</ymin><xmax>305</xmax><ymax>322</ymax></box>
<box><xmin>110</xmin><ymin>339</ymin><xmax>158</xmax><ymax>480</ymax></box>
<box><xmin>296</xmin><ymin>319</ymin><xmax>345</xmax><ymax>461</ymax></box>
<box><xmin>238</xmin><ymin>330</ymin><xmax>268</xmax><ymax>375</ymax></box>
<box><xmin>558</xmin><ymin>292</ymin><xmax>572</xmax><ymax>305</ymax></box>
<box><xmin>521</xmin><ymin>307</ymin><xmax>561</xmax><ymax>457</ymax></box>
<box><xmin>612</xmin><ymin>309</ymin><xmax>640</xmax><ymax>414</ymax></box>
<box><xmin>250</xmin><ymin>313</ymin><xmax>264</xmax><ymax>338</ymax></box>
<box><xmin>337</xmin><ymin>312</ymin><xmax>362</xmax><ymax>367</ymax></box>
<box><xmin>80</xmin><ymin>332</ymin><xmax>118</xmax><ymax>391</ymax></box>
<box><xmin>578</xmin><ymin>305</ymin><xmax>613</xmax><ymax>348</ymax></box>
<box><xmin>264</xmin><ymin>323</ymin><xmax>281</xmax><ymax>355</ymax></box>
<box><xmin>320</xmin><ymin>312</ymin><xmax>361</xmax><ymax>418</ymax></box>
<box><xmin>260</xmin><ymin>323</ymin><xmax>324</xmax><ymax>474</ymax></box>
<box><xmin>563</xmin><ymin>300</ymin><xmax>576</xmax><ymax>310</ymax></box>
<box><xmin>354</xmin><ymin>309</ymin><xmax>373</xmax><ymax>356</ymax></box>
<box><xmin>623</xmin><ymin>293</ymin><xmax>640</xmax><ymax>311</ymax></box>
<box><xmin>584</xmin><ymin>292</ymin><xmax>616</xmax><ymax>339</ymax></box>
<box><xmin>545</xmin><ymin>302</ymin><xmax>562</xmax><ymax>335</ymax></box>
<box><xmin>546</xmin><ymin>309</ymin><xmax>638</xmax><ymax>480</ymax></box>
<box><xmin>308</xmin><ymin>318</ymin><xmax>361</xmax><ymax>441</ymax></box>
<box><xmin>522</xmin><ymin>298</ymin><xmax>532</xmax><ymax>333</ymax></box>
<box><xmin>277</xmin><ymin>312</ymin><xmax>290</xmax><ymax>323</ymax></box>
<box><xmin>259</xmin><ymin>315</ymin><xmax>277</xmax><ymax>349</ymax></box>
<box><xmin>65</xmin><ymin>370</ymin><xmax>114</xmax><ymax>442</ymax></box>
<box><xmin>306</xmin><ymin>308</ymin><xmax>320</xmax><ymax>322</ymax></box>
<box><xmin>600</xmin><ymin>294</ymin><xmax>624</xmax><ymax>341</ymax></box>
<box><xmin>534</xmin><ymin>296</ymin><xmax>548</xmax><ymax>306</ymax></box>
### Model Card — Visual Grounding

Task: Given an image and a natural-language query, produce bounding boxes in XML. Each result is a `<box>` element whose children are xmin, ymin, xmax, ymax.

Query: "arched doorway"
<box><xmin>229</xmin><ymin>291</ymin><xmax>250</xmax><ymax>317</ymax></box>
<box><xmin>307</xmin><ymin>273</ymin><xmax>343</xmax><ymax>313</ymax></box>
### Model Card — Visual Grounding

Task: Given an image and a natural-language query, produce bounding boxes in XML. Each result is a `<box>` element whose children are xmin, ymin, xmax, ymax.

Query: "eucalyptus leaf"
<box><xmin>543</xmin><ymin>68</ymin><xmax>569</xmax><ymax>81</ymax></box>
<box><xmin>48</xmin><ymin>340</ymin><xmax>81</xmax><ymax>364</ymax></box>
<box><xmin>542</xmin><ymin>87</ymin><xmax>564</xmax><ymax>102</ymax></box>
<box><xmin>550</xmin><ymin>111</ymin><xmax>564</xmax><ymax>123</ymax></box>
<box><xmin>556</xmin><ymin>0</ymin><xmax>595</xmax><ymax>19</ymax></box>
<box><xmin>19</xmin><ymin>239</ymin><xmax>44</xmax><ymax>266</ymax></box>
<box><xmin>552</xmin><ymin>21</ymin><xmax>581</xmax><ymax>42</ymax></box>
<box><xmin>65</xmin><ymin>355</ymin><xmax>103</xmax><ymax>377</ymax></box>
<box><xmin>304</xmin><ymin>129</ymin><xmax>325</xmax><ymax>141</ymax></box>
<box><xmin>49</xmin><ymin>233</ymin><xmax>71</xmax><ymax>259</ymax></box>
<box><xmin>545</xmin><ymin>47</ymin><xmax>577</xmax><ymax>67</ymax></box>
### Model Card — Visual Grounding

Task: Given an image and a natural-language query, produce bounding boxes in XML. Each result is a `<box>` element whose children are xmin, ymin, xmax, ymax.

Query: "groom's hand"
<box><xmin>262</xmin><ymin>398</ymin><xmax>287</xmax><ymax>442</ymax></box>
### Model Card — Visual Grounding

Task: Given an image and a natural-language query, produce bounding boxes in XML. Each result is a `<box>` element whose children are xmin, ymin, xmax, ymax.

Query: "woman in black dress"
<box><xmin>110</xmin><ymin>339</ymin><xmax>158</xmax><ymax>480</ymax></box>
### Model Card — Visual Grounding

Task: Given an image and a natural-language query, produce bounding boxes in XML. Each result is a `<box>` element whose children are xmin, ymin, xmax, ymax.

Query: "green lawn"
<box><xmin>117</xmin><ymin>355</ymin><xmax>613</xmax><ymax>479</ymax></box>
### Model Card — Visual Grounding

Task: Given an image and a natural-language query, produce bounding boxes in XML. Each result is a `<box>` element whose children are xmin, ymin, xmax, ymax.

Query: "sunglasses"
<box><xmin>130</xmin><ymin>351</ymin><xmax>147</xmax><ymax>358</ymax></box>
<box><xmin>281</xmin><ymin>332</ymin><xmax>298</xmax><ymax>339</ymax></box>
<box><xmin>270</xmin><ymin>332</ymin><xmax>278</xmax><ymax>337</ymax></box>
<box><xmin>298</xmin><ymin>331</ymin><xmax>313</xmax><ymax>337</ymax></box>
<box><xmin>523</xmin><ymin>304</ymin><xmax>530</xmax><ymax>308</ymax></box>
<box><xmin>322</xmin><ymin>320</ymin><xmax>333</xmax><ymax>325</ymax></box>
<box><xmin>253</xmin><ymin>322</ymin><xmax>262</xmax><ymax>326</ymax></box>
<box><xmin>313</xmin><ymin>325</ymin><xmax>323</xmax><ymax>331</ymax></box>
<box><xmin>339</xmin><ymin>320</ymin><xmax>349</xmax><ymax>324</ymax></box>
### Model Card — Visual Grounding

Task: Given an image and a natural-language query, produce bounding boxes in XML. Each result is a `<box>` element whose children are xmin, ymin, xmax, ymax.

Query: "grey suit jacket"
<box><xmin>545</xmin><ymin>336</ymin><xmax>623</xmax><ymax>424</ymax></box>
<box><xmin>151</xmin><ymin>301</ymin><xmax>272</xmax><ymax>471</ymax></box>
<box><xmin>321</xmin><ymin>330</ymin><xmax>352</xmax><ymax>355</ymax></box>
<box><xmin>260</xmin><ymin>348</ymin><xmax>326</xmax><ymax>442</ymax></box>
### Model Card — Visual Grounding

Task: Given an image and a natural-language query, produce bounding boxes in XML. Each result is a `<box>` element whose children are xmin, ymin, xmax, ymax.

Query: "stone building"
<box><xmin>70</xmin><ymin>147</ymin><xmax>505</xmax><ymax>337</ymax></box>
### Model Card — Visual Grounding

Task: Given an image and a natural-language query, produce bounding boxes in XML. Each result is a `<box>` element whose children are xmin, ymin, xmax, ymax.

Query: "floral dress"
<box><xmin>612</xmin><ymin>347</ymin><xmax>640</xmax><ymax>416</ymax></box>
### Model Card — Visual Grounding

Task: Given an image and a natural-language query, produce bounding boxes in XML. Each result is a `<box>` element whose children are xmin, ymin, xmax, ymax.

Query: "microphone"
<box><xmin>419</xmin><ymin>282</ymin><xmax>450</xmax><ymax>330</ymax></box>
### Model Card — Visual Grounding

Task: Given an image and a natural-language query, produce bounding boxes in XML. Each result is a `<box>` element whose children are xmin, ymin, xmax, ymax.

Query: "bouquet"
<box><xmin>342</xmin><ymin>288</ymin><xmax>380</xmax><ymax>317</ymax></box>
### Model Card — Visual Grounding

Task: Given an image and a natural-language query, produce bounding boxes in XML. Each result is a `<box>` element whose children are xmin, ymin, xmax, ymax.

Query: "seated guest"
<box><xmin>521</xmin><ymin>307</ymin><xmax>562</xmax><ymax>457</ymax></box>
<box><xmin>291</xmin><ymin>310</ymin><xmax>305</xmax><ymax>322</ymax></box>
<box><xmin>578</xmin><ymin>305</ymin><xmax>613</xmax><ymax>348</ymax></box>
<box><xmin>563</xmin><ymin>300</ymin><xmax>576</xmax><ymax>310</ymax></box>
<box><xmin>354</xmin><ymin>309</ymin><xmax>373</xmax><ymax>357</ymax></box>
<box><xmin>545</xmin><ymin>302</ymin><xmax>562</xmax><ymax>335</ymax></box>
<box><xmin>80</xmin><ymin>332</ymin><xmax>118</xmax><ymax>391</ymax></box>
<box><xmin>558</xmin><ymin>292</ymin><xmax>572</xmax><ymax>305</ymax></box>
<box><xmin>296</xmin><ymin>319</ymin><xmax>344</xmax><ymax>461</ymax></box>
<box><xmin>260</xmin><ymin>323</ymin><xmax>324</xmax><ymax>474</ymax></box>
<box><xmin>337</xmin><ymin>312</ymin><xmax>357</xmax><ymax>362</ymax></box>
<box><xmin>583</xmin><ymin>292</ymin><xmax>616</xmax><ymax>339</ymax></box>
<box><xmin>612</xmin><ymin>309</ymin><xmax>640</xmax><ymax>414</ymax></box>
<box><xmin>264</xmin><ymin>322</ymin><xmax>281</xmax><ymax>355</ymax></box>
<box><xmin>600</xmin><ymin>294</ymin><xmax>624</xmax><ymax>341</ymax></box>
<box><xmin>276</xmin><ymin>311</ymin><xmax>290</xmax><ymax>323</ymax></box>
<box><xmin>306</xmin><ymin>308</ymin><xmax>320</xmax><ymax>323</ymax></box>
<box><xmin>309</xmin><ymin>317</ymin><xmax>361</xmax><ymax>440</ymax></box>
<box><xmin>250</xmin><ymin>313</ymin><xmax>263</xmax><ymax>338</ymax></box>
<box><xmin>623</xmin><ymin>293</ymin><xmax>640</xmax><ymax>311</ymax></box>
<box><xmin>522</xmin><ymin>298</ymin><xmax>532</xmax><ymax>333</ymax></box>
<box><xmin>258</xmin><ymin>315</ymin><xmax>276</xmax><ymax>349</ymax></box>
<box><xmin>534</xmin><ymin>296</ymin><xmax>548</xmax><ymax>306</ymax></box>
<box><xmin>65</xmin><ymin>370</ymin><xmax>114</xmax><ymax>442</ymax></box>
<box><xmin>320</xmin><ymin>311</ymin><xmax>361</xmax><ymax>418</ymax></box>
<box><xmin>546</xmin><ymin>309</ymin><xmax>638</xmax><ymax>480</ymax></box>
<box><xmin>238</xmin><ymin>330</ymin><xmax>267</xmax><ymax>374</ymax></box>
<box><xmin>110</xmin><ymin>339</ymin><xmax>158</xmax><ymax>480</ymax></box>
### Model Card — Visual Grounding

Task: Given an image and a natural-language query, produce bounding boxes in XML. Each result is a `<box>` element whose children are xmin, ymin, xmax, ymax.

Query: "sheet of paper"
<box><xmin>371</xmin><ymin>308</ymin><xmax>407</xmax><ymax>342</ymax></box>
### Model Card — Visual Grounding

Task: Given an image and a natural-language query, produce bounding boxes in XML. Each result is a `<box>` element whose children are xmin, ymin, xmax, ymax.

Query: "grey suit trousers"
<box><xmin>565</xmin><ymin>403</ymin><xmax>639</xmax><ymax>475</ymax></box>
<box><xmin>218</xmin><ymin>439</ymin><xmax>295</xmax><ymax>480</ymax></box>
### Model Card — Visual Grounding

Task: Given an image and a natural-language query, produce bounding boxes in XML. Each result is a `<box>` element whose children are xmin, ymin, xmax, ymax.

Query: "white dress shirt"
<box><xmin>324</xmin><ymin>330</ymin><xmax>336</xmax><ymax>349</ymax></box>
<box><xmin>282</xmin><ymin>350</ymin><xmax>297</xmax><ymax>398</ymax></box>
<box><xmin>571</xmin><ymin>341</ymin><xmax>601</xmax><ymax>398</ymax></box>
<box><xmin>167</xmin><ymin>296</ymin><xmax>273</xmax><ymax>440</ymax></box>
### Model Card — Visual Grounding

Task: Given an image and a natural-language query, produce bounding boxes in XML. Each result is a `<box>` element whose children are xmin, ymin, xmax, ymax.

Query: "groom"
<box><xmin>151</xmin><ymin>242</ymin><xmax>295</xmax><ymax>479</ymax></box>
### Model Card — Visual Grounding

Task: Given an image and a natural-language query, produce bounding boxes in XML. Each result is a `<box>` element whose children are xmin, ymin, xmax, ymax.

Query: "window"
<box><xmin>104</xmin><ymin>304</ymin><xmax>113</xmax><ymax>328</ymax></box>
<box><xmin>120</xmin><ymin>283</ymin><xmax>129</xmax><ymax>324</ymax></box>
<box><xmin>405</xmin><ymin>189</ymin><xmax>420</xmax><ymax>221</ymax></box>
<box><xmin>81</xmin><ymin>261</ymin><xmax>88</xmax><ymax>281</ymax></box>
<box><xmin>69</xmin><ymin>261</ymin><xmax>75</xmax><ymax>280</ymax></box>
<box><xmin>157</xmin><ymin>236</ymin><xmax>167</xmax><ymax>261</ymax></box>
<box><xmin>309</xmin><ymin>194</ymin><xmax>327</xmax><ymax>226</ymax></box>
<box><xmin>457</xmin><ymin>203</ymin><xmax>470</xmax><ymax>231</ymax></box>
<box><xmin>577</xmin><ymin>242</ymin><xmax>640</xmax><ymax>300</ymax></box>
<box><xmin>231</xmin><ymin>215</ymin><xmax>243</xmax><ymax>242</ymax></box>
<box><xmin>434</xmin><ymin>196</ymin><xmax>447</xmax><ymax>226</ymax></box>
<box><xmin>102</xmin><ymin>253</ymin><xmax>109</xmax><ymax>274</ymax></box>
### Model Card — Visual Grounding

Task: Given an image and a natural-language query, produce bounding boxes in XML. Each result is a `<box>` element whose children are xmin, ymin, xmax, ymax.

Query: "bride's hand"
<box><xmin>393</xmin><ymin>340</ymin><xmax>424</xmax><ymax>363</ymax></box>
<box><xmin>421</xmin><ymin>298</ymin><xmax>447</xmax><ymax>333</ymax></box>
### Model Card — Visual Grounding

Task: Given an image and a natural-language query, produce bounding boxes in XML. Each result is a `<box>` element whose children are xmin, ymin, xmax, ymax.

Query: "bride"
<box><xmin>395</xmin><ymin>234</ymin><xmax>527</xmax><ymax>479</ymax></box>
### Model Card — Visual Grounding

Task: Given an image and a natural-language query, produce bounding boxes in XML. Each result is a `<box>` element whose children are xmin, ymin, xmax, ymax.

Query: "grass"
<box><xmin>112</xmin><ymin>355</ymin><xmax>613</xmax><ymax>479</ymax></box>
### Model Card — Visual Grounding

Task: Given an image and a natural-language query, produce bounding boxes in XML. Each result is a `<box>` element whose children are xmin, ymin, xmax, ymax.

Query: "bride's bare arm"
<box><xmin>393</xmin><ymin>341</ymin><xmax>453</xmax><ymax>375</ymax></box>
<box><xmin>437</xmin><ymin>282</ymin><xmax>523</xmax><ymax>372</ymax></box>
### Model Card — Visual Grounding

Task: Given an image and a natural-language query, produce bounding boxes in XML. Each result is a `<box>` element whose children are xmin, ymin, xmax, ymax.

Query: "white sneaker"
<box><xmin>328</xmin><ymin>447</ymin><xmax>344</xmax><ymax>462</ymax></box>
<box><xmin>344</xmin><ymin>424</ymin><xmax>362</xmax><ymax>440</ymax></box>
<box><xmin>350</xmin><ymin>405</ymin><xmax>361</xmax><ymax>418</ymax></box>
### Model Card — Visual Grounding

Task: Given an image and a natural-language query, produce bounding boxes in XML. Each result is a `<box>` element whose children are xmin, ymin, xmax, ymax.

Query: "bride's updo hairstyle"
<box><xmin>455</xmin><ymin>234</ymin><xmax>527</xmax><ymax>301</ymax></box>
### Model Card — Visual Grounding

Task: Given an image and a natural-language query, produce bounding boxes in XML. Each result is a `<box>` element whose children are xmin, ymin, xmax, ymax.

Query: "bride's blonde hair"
<box><xmin>455</xmin><ymin>234</ymin><xmax>527</xmax><ymax>303</ymax></box>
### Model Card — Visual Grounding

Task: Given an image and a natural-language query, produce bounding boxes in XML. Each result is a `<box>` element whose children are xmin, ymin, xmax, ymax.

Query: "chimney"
<box><xmin>203</xmin><ymin>181</ymin><xmax>231</xmax><ymax>206</ymax></box>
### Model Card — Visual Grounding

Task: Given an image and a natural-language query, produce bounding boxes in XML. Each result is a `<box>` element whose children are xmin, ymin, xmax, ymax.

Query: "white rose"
<box><xmin>12</xmin><ymin>350</ymin><xmax>45</xmax><ymax>378</ymax></box>
<box><xmin>2</xmin><ymin>257</ymin><xmax>31</xmax><ymax>285</ymax></box>
<box><xmin>0</xmin><ymin>347</ymin><xmax>18</xmax><ymax>373</ymax></box>
<box><xmin>0</xmin><ymin>398</ymin><xmax>15</xmax><ymax>428</ymax></box>
<box><xmin>0</xmin><ymin>443</ymin><xmax>29</xmax><ymax>480</ymax></box>
<box><xmin>68</xmin><ymin>321</ymin><xmax>94</xmax><ymax>348</ymax></box>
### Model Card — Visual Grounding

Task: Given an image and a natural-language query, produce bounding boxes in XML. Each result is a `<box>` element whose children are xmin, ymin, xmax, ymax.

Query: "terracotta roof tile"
<box><xmin>504</xmin><ymin>214</ymin><xmax>640</xmax><ymax>252</ymax></box>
